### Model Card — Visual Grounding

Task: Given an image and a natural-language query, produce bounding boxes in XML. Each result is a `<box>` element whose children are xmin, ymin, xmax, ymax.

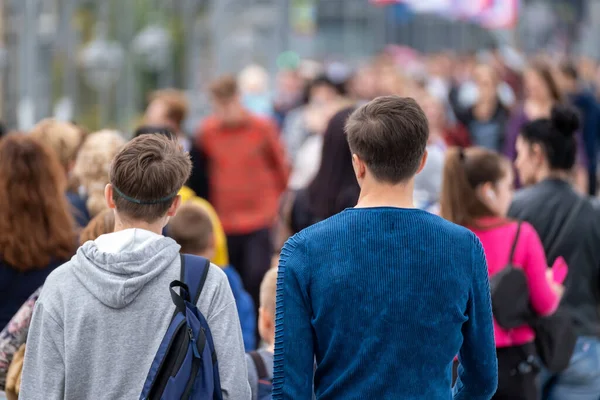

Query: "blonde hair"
<box><xmin>260</xmin><ymin>267</ymin><xmax>278</xmax><ymax>315</ymax></box>
<box><xmin>73</xmin><ymin>130</ymin><xmax>126</xmax><ymax>217</ymax></box>
<box><xmin>29</xmin><ymin>119</ymin><xmax>85</xmax><ymax>172</ymax></box>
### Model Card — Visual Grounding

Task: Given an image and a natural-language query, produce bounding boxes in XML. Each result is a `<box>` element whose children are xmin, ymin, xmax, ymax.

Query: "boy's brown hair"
<box><xmin>260</xmin><ymin>268</ymin><xmax>278</xmax><ymax>315</ymax></box>
<box><xmin>168</xmin><ymin>203</ymin><xmax>214</xmax><ymax>254</ymax></box>
<box><xmin>148</xmin><ymin>89</ymin><xmax>189</xmax><ymax>130</ymax></box>
<box><xmin>110</xmin><ymin>134</ymin><xmax>191</xmax><ymax>223</ymax></box>
<box><xmin>209</xmin><ymin>75</ymin><xmax>238</xmax><ymax>101</ymax></box>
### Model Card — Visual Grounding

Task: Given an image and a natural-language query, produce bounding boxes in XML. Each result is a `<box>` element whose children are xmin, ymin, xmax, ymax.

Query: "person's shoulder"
<box><xmin>408</xmin><ymin>210</ymin><xmax>475</xmax><ymax>238</ymax></box>
<box><xmin>197</xmin><ymin>261</ymin><xmax>233</xmax><ymax>309</ymax></box>
<box><xmin>36</xmin><ymin>259</ymin><xmax>77</xmax><ymax>317</ymax></box>
<box><xmin>511</xmin><ymin>185</ymin><xmax>539</xmax><ymax>207</ymax></box>
<box><xmin>203</xmin><ymin>261</ymin><xmax>229</xmax><ymax>288</ymax></box>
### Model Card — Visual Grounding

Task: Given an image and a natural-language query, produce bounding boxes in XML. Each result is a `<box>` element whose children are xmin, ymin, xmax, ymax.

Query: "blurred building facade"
<box><xmin>0</xmin><ymin>0</ymin><xmax>596</xmax><ymax>133</ymax></box>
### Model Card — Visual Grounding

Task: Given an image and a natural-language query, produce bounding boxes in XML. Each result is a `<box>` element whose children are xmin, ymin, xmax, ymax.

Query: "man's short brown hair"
<box><xmin>345</xmin><ymin>96</ymin><xmax>429</xmax><ymax>184</ymax></box>
<box><xmin>209</xmin><ymin>75</ymin><xmax>238</xmax><ymax>101</ymax></box>
<box><xmin>168</xmin><ymin>203</ymin><xmax>214</xmax><ymax>254</ymax></box>
<box><xmin>110</xmin><ymin>134</ymin><xmax>191</xmax><ymax>223</ymax></box>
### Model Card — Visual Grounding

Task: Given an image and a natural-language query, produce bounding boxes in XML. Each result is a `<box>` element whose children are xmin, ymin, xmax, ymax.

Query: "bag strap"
<box><xmin>508</xmin><ymin>221</ymin><xmax>523</xmax><ymax>265</ymax></box>
<box><xmin>181</xmin><ymin>254</ymin><xmax>211</xmax><ymax>305</ymax></box>
<box><xmin>249</xmin><ymin>351</ymin><xmax>268</xmax><ymax>380</ymax></box>
<box><xmin>546</xmin><ymin>198</ymin><xmax>585</xmax><ymax>262</ymax></box>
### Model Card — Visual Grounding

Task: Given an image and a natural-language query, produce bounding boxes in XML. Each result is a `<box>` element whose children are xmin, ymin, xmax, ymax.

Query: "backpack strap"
<box><xmin>181</xmin><ymin>254</ymin><xmax>211</xmax><ymax>305</ymax></box>
<box><xmin>249</xmin><ymin>351</ymin><xmax>268</xmax><ymax>380</ymax></box>
<box><xmin>508</xmin><ymin>221</ymin><xmax>523</xmax><ymax>265</ymax></box>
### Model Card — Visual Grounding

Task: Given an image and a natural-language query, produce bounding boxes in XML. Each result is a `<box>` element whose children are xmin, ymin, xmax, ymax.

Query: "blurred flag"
<box><xmin>456</xmin><ymin>0</ymin><xmax>493</xmax><ymax>19</ymax></box>
<box><xmin>371</xmin><ymin>0</ymin><xmax>518</xmax><ymax>30</ymax></box>
<box><xmin>477</xmin><ymin>0</ymin><xmax>520</xmax><ymax>29</ymax></box>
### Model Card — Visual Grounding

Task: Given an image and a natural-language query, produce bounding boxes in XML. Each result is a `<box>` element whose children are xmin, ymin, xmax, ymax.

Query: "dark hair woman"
<box><xmin>277</xmin><ymin>107</ymin><xmax>360</xmax><ymax>249</ymax></box>
<box><xmin>0</xmin><ymin>135</ymin><xmax>76</xmax><ymax>329</ymax></box>
<box><xmin>509</xmin><ymin>105</ymin><xmax>600</xmax><ymax>398</ymax></box>
<box><xmin>441</xmin><ymin>146</ymin><xmax>561</xmax><ymax>399</ymax></box>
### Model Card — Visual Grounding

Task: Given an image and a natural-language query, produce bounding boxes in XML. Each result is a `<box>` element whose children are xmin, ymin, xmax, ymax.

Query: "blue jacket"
<box><xmin>223</xmin><ymin>265</ymin><xmax>257</xmax><ymax>351</ymax></box>
<box><xmin>0</xmin><ymin>259</ymin><xmax>65</xmax><ymax>329</ymax></box>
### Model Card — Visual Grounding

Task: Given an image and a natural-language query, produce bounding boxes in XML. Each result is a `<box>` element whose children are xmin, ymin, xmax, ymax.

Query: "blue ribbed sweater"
<box><xmin>273</xmin><ymin>207</ymin><xmax>498</xmax><ymax>399</ymax></box>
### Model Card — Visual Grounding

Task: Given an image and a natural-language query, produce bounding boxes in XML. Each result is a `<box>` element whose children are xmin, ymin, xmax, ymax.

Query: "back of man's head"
<box><xmin>345</xmin><ymin>96</ymin><xmax>429</xmax><ymax>184</ymax></box>
<box><xmin>168</xmin><ymin>203</ymin><xmax>214</xmax><ymax>256</ymax></box>
<box><xmin>109</xmin><ymin>134</ymin><xmax>191</xmax><ymax>223</ymax></box>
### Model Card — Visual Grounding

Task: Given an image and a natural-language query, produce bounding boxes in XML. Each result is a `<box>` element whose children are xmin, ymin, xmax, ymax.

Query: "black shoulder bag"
<box><xmin>490</xmin><ymin>222</ymin><xmax>534</xmax><ymax>329</ymax></box>
<box><xmin>491</xmin><ymin>200</ymin><xmax>583</xmax><ymax>373</ymax></box>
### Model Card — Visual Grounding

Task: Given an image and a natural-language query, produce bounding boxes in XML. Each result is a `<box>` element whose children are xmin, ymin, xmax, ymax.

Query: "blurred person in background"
<box><xmin>30</xmin><ymin>119</ymin><xmax>89</xmax><ymax>228</ymax></box>
<box><xmin>282</xmin><ymin>75</ymin><xmax>344</xmax><ymax>162</ymax></box>
<box><xmin>414</xmin><ymin>95</ymin><xmax>448</xmax><ymax>211</ymax></box>
<box><xmin>347</xmin><ymin>64</ymin><xmax>378</xmax><ymax>104</ymax></box>
<box><xmin>72</xmin><ymin>130</ymin><xmax>125</xmax><ymax>218</ymax></box>
<box><xmin>556</xmin><ymin>61</ymin><xmax>600</xmax><ymax>195</ymax></box>
<box><xmin>143</xmin><ymin>90</ymin><xmax>210</xmax><ymax>199</ymax></box>
<box><xmin>577</xmin><ymin>56</ymin><xmax>597</xmax><ymax>93</ymax></box>
<box><xmin>441</xmin><ymin>147</ymin><xmax>561</xmax><ymax>400</ymax></box>
<box><xmin>504</xmin><ymin>63</ymin><xmax>562</xmax><ymax>162</ymax></box>
<box><xmin>0</xmin><ymin>135</ymin><xmax>76</xmax><ymax>330</ymax></box>
<box><xmin>423</xmin><ymin>94</ymin><xmax>470</xmax><ymax>149</ymax></box>
<box><xmin>273</xmin><ymin>69</ymin><xmax>304</xmax><ymax>127</ymax></box>
<box><xmin>239</xmin><ymin>64</ymin><xmax>274</xmax><ymax>119</ymax></box>
<box><xmin>509</xmin><ymin>106</ymin><xmax>600</xmax><ymax>399</ymax></box>
<box><xmin>277</xmin><ymin>107</ymin><xmax>359</xmax><ymax>249</ymax></box>
<box><xmin>288</xmin><ymin>90</ymin><xmax>353</xmax><ymax>191</ymax></box>
<box><xmin>452</xmin><ymin>64</ymin><xmax>511</xmax><ymax>152</ymax></box>
<box><xmin>0</xmin><ymin>208</ymin><xmax>115</xmax><ymax>396</ymax></box>
<box><xmin>197</xmin><ymin>75</ymin><xmax>289</xmax><ymax>307</ymax></box>
<box><xmin>144</xmin><ymin>89</ymin><xmax>190</xmax><ymax>151</ymax></box>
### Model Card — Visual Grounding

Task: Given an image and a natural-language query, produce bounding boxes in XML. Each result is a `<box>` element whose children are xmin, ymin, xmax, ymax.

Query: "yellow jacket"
<box><xmin>178</xmin><ymin>186</ymin><xmax>229</xmax><ymax>267</ymax></box>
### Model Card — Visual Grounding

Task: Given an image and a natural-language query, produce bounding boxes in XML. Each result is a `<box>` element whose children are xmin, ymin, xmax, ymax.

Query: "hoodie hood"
<box><xmin>72</xmin><ymin>229</ymin><xmax>181</xmax><ymax>309</ymax></box>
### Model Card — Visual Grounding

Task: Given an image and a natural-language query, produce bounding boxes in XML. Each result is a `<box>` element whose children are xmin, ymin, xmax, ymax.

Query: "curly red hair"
<box><xmin>0</xmin><ymin>135</ymin><xmax>76</xmax><ymax>270</ymax></box>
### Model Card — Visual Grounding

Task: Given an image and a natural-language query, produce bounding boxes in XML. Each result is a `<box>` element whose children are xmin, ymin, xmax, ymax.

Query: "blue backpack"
<box><xmin>248</xmin><ymin>352</ymin><xmax>273</xmax><ymax>400</ymax></box>
<box><xmin>140</xmin><ymin>255</ymin><xmax>223</xmax><ymax>400</ymax></box>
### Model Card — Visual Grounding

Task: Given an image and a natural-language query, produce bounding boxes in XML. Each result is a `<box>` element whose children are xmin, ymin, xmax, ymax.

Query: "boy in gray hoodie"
<box><xmin>20</xmin><ymin>134</ymin><xmax>251</xmax><ymax>399</ymax></box>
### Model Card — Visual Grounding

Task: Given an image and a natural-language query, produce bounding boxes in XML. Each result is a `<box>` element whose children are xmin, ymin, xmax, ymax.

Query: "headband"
<box><xmin>113</xmin><ymin>185</ymin><xmax>178</xmax><ymax>205</ymax></box>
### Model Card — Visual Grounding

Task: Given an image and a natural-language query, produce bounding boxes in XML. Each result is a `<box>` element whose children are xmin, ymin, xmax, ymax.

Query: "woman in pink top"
<box><xmin>440</xmin><ymin>146</ymin><xmax>562</xmax><ymax>400</ymax></box>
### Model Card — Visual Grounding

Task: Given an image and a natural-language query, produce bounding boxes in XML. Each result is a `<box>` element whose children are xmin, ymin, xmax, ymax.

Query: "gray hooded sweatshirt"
<box><xmin>20</xmin><ymin>229</ymin><xmax>251</xmax><ymax>400</ymax></box>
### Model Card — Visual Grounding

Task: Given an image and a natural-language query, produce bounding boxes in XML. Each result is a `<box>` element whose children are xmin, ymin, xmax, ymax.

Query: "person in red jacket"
<box><xmin>197</xmin><ymin>75</ymin><xmax>290</xmax><ymax>307</ymax></box>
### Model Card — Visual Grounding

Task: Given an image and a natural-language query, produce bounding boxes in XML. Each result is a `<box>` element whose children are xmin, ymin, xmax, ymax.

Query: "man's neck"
<box><xmin>113</xmin><ymin>218</ymin><xmax>165</xmax><ymax>236</ymax></box>
<box><xmin>355</xmin><ymin>180</ymin><xmax>415</xmax><ymax>209</ymax></box>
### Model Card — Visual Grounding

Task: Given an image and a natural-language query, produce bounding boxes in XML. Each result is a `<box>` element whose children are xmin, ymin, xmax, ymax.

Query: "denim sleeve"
<box><xmin>454</xmin><ymin>236</ymin><xmax>498</xmax><ymax>400</ymax></box>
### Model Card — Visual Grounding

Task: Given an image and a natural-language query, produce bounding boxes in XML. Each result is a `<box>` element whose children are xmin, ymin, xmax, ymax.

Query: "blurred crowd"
<box><xmin>0</xmin><ymin>41</ymin><xmax>600</xmax><ymax>399</ymax></box>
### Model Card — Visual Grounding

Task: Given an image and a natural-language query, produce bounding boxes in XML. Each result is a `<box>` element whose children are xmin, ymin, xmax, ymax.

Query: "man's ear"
<box><xmin>105</xmin><ymin>184</ymin><xmax>116</xmax><ymax>209</ymax></box>
<box><xmin>416</xmin><ymin>149</ymin><xmax>428</xmax><ymax>175</ymax></box>
<box><xmin>352</xmin><ymin>153</ymin><xmax>367</xmax><ymax>181</ymax></box>
<box><xmin>167</xmin><ymin>195</ymin><xmax>182</xmax><ymax>217</ymax></box>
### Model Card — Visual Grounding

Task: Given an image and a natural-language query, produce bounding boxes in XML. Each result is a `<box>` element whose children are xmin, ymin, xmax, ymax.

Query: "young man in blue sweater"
<box><xmin>273</xmin><ymin>96</ymin><xmax>498</xmax><ymax>399</ymax></box>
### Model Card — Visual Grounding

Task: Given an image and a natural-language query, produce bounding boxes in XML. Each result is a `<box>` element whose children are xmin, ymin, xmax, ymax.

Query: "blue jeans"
<box><xmin>541</xmin><ymin>336</ymin><xmax>600</xmax><ymax>400</ymax></box>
